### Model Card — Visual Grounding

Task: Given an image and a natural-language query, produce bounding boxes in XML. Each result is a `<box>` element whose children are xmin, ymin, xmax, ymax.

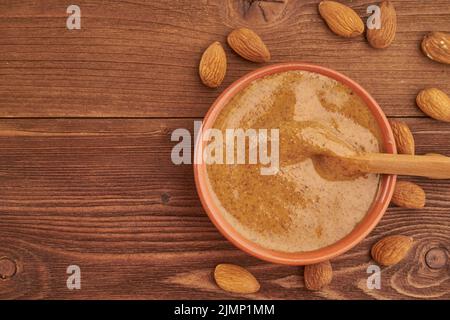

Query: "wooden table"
<box><xmin>0</xmin><ymin>0</ymin><xmax>449</xmax><ymax>300</ymax></box>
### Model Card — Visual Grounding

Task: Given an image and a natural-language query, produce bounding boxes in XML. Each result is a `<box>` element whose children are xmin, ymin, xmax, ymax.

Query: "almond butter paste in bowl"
<box><xmin>205</xmin><ymin>70</ymin><xmax>382</xmax><ymax>252</ymax></box>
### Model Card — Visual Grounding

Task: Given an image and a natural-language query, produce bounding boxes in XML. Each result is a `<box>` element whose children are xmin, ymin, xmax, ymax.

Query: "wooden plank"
<box><xmin>0</xmin><ymin>0</ymin><xmax>449</xmax><ymax>118</ymax></box>
<box><xmin>0</xmin><ymin>118</ymin><xmax>448</xmax><ymax>299</ymax></box>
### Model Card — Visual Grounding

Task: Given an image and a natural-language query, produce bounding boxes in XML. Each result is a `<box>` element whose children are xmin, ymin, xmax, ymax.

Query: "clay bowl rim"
<box><xmin>193</xmin><ymin>62</ymin><xmax>397</xmax><ymax>266</ymax></box>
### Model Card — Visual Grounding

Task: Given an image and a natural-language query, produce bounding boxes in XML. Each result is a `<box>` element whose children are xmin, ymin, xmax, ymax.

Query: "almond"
<box><xmin>214</xmin><ymin>264</ymin><xmax>260</xmax><ymax>294</ymax></box>
<box><xmin>391</xmin><ymin>181</ymin><xmax>426</xmax><ymax>209</ymax></box>
<box><xmin>416</xmin><ymin>88</ymin><xmax>450</xmax><ymax>123</ymax></box>
<box><xmin>199</xmin><ymin>41</ymin><xmax>227</xmax><ymax>88</ymax></box>
<box><xmin>421</xmin><ymin>32</ymin><xmax>450</xmax><ymax>65</ymax></box>
<box><xmin>318</xmin><ymin>1</ymin><xmax>365</xmax><ymax>38</ymax></box>
<box><xmin>389</xmin><ymin>120</ymin><xmax>415</xmax><ymax>155</ymax></box>
<box><xmin>227</xmin><ymin>28</ymin><xmax>271</xmax><ymax>63</ymax></box>
<box><xmin>371</xmin><ymin>235</ymin><xmax>413</xmax><ymax>266</ymax></box>
<box><xmin>367</xmin><ymin>1</ymin><xmax>396</xmax><ymax>49</ymax></box>
<box><xmin>304</xmin><ymin>260</ymin><xmax>333</xmax><ymax>291</ymax></box>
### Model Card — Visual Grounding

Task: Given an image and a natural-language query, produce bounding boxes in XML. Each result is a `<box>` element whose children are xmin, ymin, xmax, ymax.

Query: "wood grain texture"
<box><xmin>0</xmin><ymin>0</ymin><xmax>449</xmax><ymax>117</ymax></box>
<box><xmin>0</xmin><ymin>0</ymin><xmax>449</xmax><ymax>300</ymax></box>
<box><xmin>0</xmin><ymin>118</ymin><xmax>449</xmax><ymax>299</ymax></box>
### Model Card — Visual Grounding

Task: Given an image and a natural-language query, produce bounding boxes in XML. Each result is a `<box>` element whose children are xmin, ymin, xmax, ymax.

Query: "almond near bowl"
<box><xmin>193</xmin><ymin>63</ymin><xmax>397</xmax><ymax>265</ymax></box>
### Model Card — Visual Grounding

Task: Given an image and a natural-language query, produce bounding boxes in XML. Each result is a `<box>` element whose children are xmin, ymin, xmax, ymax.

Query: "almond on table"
<box><xmin>304</xmin><ymin>260</ymin><xmax>333</xmax><ymax>291</ymax></box>
<box><xmin>227</xmin><ymin>27</ymin><xmax>271</xmax><ymax>63</ymax></box>
<box><xmin>318</xmin><ymin>1</ymin><xmax>365</xmax><ymax>38</ymax></box>
<box><xmin>421</xmin><ymin>32</ymin><xmax>450</xmax><ymax>65</ymax></box>
<box><xmin>391</xmin><ymin>181</ymin><xmax>426</xmax><ymax>209</ymax></box>
<box><xmin>371</xmin><ymin>235</ymin><xmax>413</xmax><ymax>266</ymax></box>
<box><xmin>389</xmin><ymin>120</ymin><xmax>415</xmax><ymax>155</ymax></box>
<box><xmin>366</xmin><ymin>1</ymin><xmax>397</xmax><ymax>49</ymax></box>
<box><xmin>416</xmin><ymin>88</ymin><xmax>450</xmax><ymax>123</ymax></box>
<box><xmin>214</xmin><ymin>264</ymin><xmax>260</xmax><ymax>294</ymax></box>
<box><xmin>199</xmin><ymin>41</ymin><xmax>227</xmax><ymax>88</ymax></box>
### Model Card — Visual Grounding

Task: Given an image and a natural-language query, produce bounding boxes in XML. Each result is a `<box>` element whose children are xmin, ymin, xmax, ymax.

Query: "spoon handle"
<box><xmin>348</xmin><ymin>153</ymin><xmax>450</xmax><ymax>179</ymax></box>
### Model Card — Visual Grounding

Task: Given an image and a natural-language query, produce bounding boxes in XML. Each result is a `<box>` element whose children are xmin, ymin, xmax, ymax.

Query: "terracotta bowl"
<box><xmin>194</xmin><ymin>63</ymin><xmax>397</xmax><ymax>265</ymax></box>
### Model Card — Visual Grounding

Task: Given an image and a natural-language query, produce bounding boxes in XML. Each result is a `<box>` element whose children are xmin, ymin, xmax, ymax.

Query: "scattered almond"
<box><xmin>227</xmin><ymin>28</ymin><xmax>271</xmax><ymax>63</ymax></box>
<box><xmin>304</xmin><ymin>260</ymin><xmax>333</xmax><ymax>291</ymax></box>
<box><xmin>421</xmin><ymin>32</ymin><xmax>450</xmax><ymax>65</ymax></box>
<box><xmin>199</xmin><ymin>41</ymin><xmax>227</xmax><ymax>88</ymax></box>
<box><xmin>371</xmin><ymin>235</ymin><xmax>413</xmax><ymax>266</ymax></box>
<box><xmin>416</xmin><ymin>88</ymin><xmax>450</xmax><ymax>123</ymax></box>
<box><xmin>367</xmin><ymin>1</ymin><xmax>397</xmax><ymax>49</ymax></box>
<box><xmin>214</xmin><ymin>264</ymin><xmax>260</xmax><ymax>294</ymax></box>
<box><xmin>392</xmin><ymin>181</ymin><xmax>426</xmax><ymax>209</ymax></box>
<box><xmin>389</xmin><ymin>120</ymin><xmax>415</xmax><ymax>155</ymax></box>
<box><xmin>318</xmin><ymin>1</ymin><xmax>364</xmax><ymax>38</ymax></box>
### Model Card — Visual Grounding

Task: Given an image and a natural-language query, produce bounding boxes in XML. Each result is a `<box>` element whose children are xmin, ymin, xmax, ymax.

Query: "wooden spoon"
<box><xmin>285</xmin><ymin>121</ymin><xmax>450</xmax><ymax>179</ymax></box>
<box><xmin>339</xmin><ymin>153</ymin><xmax>450</xmax><ymax>179</ymax></box>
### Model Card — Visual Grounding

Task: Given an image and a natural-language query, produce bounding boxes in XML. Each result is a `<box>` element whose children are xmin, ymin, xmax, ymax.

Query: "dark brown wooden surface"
<box><xmin>0</xmin><ymin>0</ymin><xmax>449</xmax><ymax>299</ymax></box>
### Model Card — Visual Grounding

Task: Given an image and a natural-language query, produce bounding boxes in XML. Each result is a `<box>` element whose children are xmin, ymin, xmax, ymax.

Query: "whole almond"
<box><xmin>367</xmin><ymin>1</ymin><xmax>397</xmax><ymax>49</ymax></box>
<box><xmin>304</xmin><ymin>260</ymin><xmax>333</xmax><ymax>291</ymax></box>
<box><xmin>214</xmin><ymin>264</ymin><xmax>260</xmax><ymax>294</ymax></box>
<box><xmin>392</xmin><ymin>181</ymin><xmax>426</xmax><ymax>209</ymax></box>
<box><xmin>318</xmin><ymin>1</ymin><xmax>365</xmax><ymax>38</ymax></box>
<box><xmin>421</xmin><ymin>32</ymin><xmax>450</xmax><ymax>65</ymax></box>
<box><xmin>416</xmin><ymin>88</ymin><xmax>450</xmax><ymax>123</ymax></box>
<box><xmin>227</xmin><ymin>28</ymin><xmax>271</xmax><ymax>63</ymax></box>
<box><xmin>371</xmin><ymin>235</ymin><xmax>413</xmax><ymax>266</ymax></box>
<box><xmin>389</xmin><ymin>120</ymin><xmax>415</xmax><ymax>155</ymax></box>
<box><xmin>199</xmin><ymin>41</ymin><xmax>227</xmax><ymax>88</ymax></box>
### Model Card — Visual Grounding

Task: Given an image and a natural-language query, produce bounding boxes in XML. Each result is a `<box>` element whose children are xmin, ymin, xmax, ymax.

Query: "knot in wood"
<box><xmin>230</xmin><ymin>0</ymin><xmax>288</xmax><ymax>25</ymax></box>
<box><xmin>161</xmin><ymin>192</ymin><xmax>171</xmax><ymax>204</ymax></box>
<box><xmin>425</xmin><ymin>248</ymin><xmax>448</xmax><ymax>270</ymax></box>
<box><xmin>0</xmin><ymin>257</ymin><xmax>17</xmax><ymax>279</ymax></box>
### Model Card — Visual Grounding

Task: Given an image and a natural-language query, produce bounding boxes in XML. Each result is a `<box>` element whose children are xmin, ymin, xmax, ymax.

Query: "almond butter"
<box><xmin>421</xmin><ymin>32</ymin><xmax>450</xmax><ymax>65</ymax></box>
<box><xmin>227</xmin><ymin>28</ymin><xmax>270</xmax><ymax>63</ymax></box>
<box><xmin>371</xmin><ymin>235</ymin><xmax>413</xmax><ymax>266</ymax></box>
<box><xmin>391</xmin><ymin>181</ymin><xmax>426</xmax><ymax>209</ymax></box>
<box><xmin>199</xmin><ymin>41</ymin><xmax>227</xmax><ymax>88</ymax></box>
<box><xmin>214</xmin><ymin>264</ymin><xmax>260</xmax><ymax>294</ymax></box>
<box><xmin>318</xmin><ymin>1</ymin><xmax>365</xmax><ymax>38</ymax></box>
<box><xmin>304</xmin><ymin>260</ymin><xmax>333</xmax><ymax>291</ymax></box>
<box><xmin>389</xmin><ymin>120</ymin><xmax>415</xmax><ymax>155</ymax></box>
<box><xmin>367</xmin><ymin>1</ymin><xmax>397</xmax><ymax>49</ymax></box>
<box><xmin>416</xmin><ymin>88</ymin><xmax>450</xmax><ymax>123</ymax></box>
